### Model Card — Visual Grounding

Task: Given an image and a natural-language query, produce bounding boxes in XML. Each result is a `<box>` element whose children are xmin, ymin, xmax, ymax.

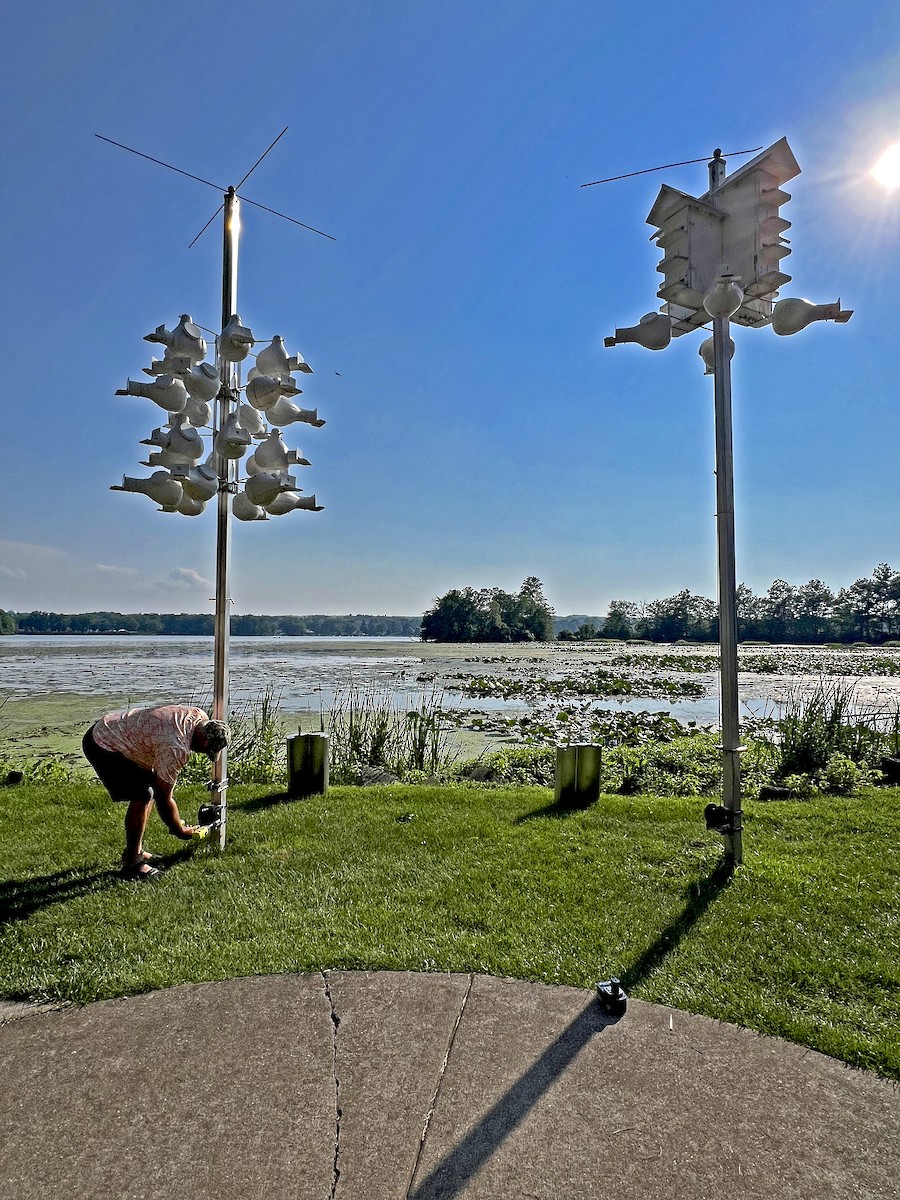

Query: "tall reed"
<box><xmin>326</xmin><ymin>682</ymin><xmax>456</xmax><ymax>783</ymax></box>
<box><xmin>772</xmin><ymin>679</ymin><xmax>888</xmax><ymax>779</ymax></box>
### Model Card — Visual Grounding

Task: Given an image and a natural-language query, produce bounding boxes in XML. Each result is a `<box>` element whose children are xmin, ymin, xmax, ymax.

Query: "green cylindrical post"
<box><xmin>287</xmin><ymin>732</ymin><xmax>330</xmax><ymax>798</ymax></box>
<box><xmin>555</xmin><ymin>744</ymin><xmax>601</xmax><ymax>808</ymax></box>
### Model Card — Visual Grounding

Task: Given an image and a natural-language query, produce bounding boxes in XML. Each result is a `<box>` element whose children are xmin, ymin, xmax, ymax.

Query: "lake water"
<box><xmin>4</xmin><ymin>636</ymin><xmax>900</xmax><ymax>733</ymax></box>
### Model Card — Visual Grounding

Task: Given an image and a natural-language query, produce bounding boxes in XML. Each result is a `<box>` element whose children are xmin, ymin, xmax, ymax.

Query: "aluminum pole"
<box><xmin>211</xmin><ymin>186</ymin><xmax>240</xmax><ymax>848</ymax></box>
<box><xmin>712</xmin><ymin>314</ymin><xmax>743</xmax><ymax>864</ymax></box>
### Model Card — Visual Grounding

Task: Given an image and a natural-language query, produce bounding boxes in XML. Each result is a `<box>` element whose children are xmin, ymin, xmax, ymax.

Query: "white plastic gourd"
<box><xmin>214</xmin><ymin>411</ymin><xmax>252</xmax><ymax>459</ymax></box>
<box><xmin>264</xmin><ymin>491</ymin><xmax>323</xmax><ymax>515</ymax></box>
<box><xmin>117</xmin><ymin>374</ymin><xmax>188</xmax><ymax>414</ymax></box>
<box><xmin>144</xmin><ymin>314</ymin><xmax>208</xmax><ymax>364</ymax></box>
<box><xmin>219</xmin><ymin>314</ymin><xmax>254</xmax><ymax>362</ymax></box>
<box><xmin>233</xmin><ymin>492</ymin><xmax>267</xmax><ymax>521</ymax></box>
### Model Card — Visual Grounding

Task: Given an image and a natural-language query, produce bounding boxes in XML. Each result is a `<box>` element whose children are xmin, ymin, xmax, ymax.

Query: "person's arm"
<box><xmin>153</xmin><ymin>779</ymin><xmax>198</xmax><ymax>839</ymax></box>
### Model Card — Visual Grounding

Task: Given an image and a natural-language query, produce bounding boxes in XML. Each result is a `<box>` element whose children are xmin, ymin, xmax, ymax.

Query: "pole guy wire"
<box><xmin>580</xmin><ymin>146</ymin><xmax>764</xmax><ymax>188</ymax></box>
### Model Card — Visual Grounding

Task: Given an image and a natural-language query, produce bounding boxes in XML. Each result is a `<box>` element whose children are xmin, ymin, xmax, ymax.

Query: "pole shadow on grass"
<box><xmin>407</xmin><ymin>858</ymin><xmax>734</xmax><ymax>1200</ymax></box>
<box><xmin>617</xmin><ymin>858</ymin><xmax>734</xmax><ymax>992</ymax></box>
<box><xmin>513</xmin><ymin>796</ymin><xmax>594</xmax><ymax>822</ymax></box>
<box><xmin>0</xmin><ymin>846</ymin><xmax>196</xmax><ymax>923</ymax></box>
<box><xmin>235</xmin><ymin>791</ymin><xmax>296</xmax><ymax>814</ymax></box>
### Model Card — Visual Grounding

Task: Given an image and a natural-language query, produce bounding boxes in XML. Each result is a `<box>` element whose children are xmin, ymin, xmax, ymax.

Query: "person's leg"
<box><xmin>123</xmin><ymin>788</ymin><xmax>155</xmax><ymax>874</ymax></box>
<box><xmin>83</xmin><ymin>727</ymin><xmax>160</xmax><ymax>876</ymax></box>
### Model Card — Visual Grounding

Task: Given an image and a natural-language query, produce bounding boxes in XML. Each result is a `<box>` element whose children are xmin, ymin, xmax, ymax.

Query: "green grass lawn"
<box><xmin>2</xmin><ymin>778</ymin><xmax>898</xmax><ymax>1079</ymax></box>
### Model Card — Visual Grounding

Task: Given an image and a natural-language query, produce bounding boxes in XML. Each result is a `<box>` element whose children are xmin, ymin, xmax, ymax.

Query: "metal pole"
<box><xmin>707</xmin><ymin>149</ymin><xmax>742</xmax><ymax>866</ymax></box>
<box><xmin>712</xmin><ymin>314</ymin><xmax>742</xmax><ymax>865</ymax></box>
<box><xmin>211</xmin><ymin>186</ymin><xmax>240</xmax><ymax>848</ymax></box>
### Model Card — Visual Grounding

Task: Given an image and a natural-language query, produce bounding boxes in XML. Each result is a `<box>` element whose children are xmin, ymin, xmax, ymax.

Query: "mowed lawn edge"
<box><xmin>1</xmin><ymin>779</ymin><xmax>898</xmax><ymax>1080</ymax></box>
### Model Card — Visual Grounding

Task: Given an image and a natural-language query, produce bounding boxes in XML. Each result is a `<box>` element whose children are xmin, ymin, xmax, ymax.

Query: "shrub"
<box><xmin>821</xmin><ymin>753</ymin><xmax>880</xmax><ymax>796</ymax></box>
<box><xmin>464</xmin><ymin>732</ymin><xmax>732</xmax><ymax>797</ymax></box>
<box><xmin>0</xmin><ymin>754</ymin><xmax>80</xmax><ymax>787</ymax></box>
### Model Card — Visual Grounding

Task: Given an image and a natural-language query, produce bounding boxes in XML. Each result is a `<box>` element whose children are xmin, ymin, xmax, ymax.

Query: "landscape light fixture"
<box><xmin>602</xmin><ymin>138</ymin><xmax>853</xmax><ymax>866</ymax></box>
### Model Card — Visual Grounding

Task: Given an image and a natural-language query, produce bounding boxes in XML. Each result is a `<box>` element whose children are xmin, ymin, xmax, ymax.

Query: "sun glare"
<box><xmin>872</xmin><ymin>142</ymin><xmax>900</xmax><ymax>190</ymax></box>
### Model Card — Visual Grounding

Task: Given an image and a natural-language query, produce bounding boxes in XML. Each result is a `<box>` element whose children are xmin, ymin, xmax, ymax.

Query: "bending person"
<box><xmin>83</xmin><ymin>705</ymin><xmax>230</xmax><ymax>880</ymax></box>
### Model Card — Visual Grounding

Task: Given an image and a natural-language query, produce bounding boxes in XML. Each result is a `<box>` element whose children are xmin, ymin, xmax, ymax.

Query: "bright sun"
<box><xmin>872</xmin><ymin>142</ymin><xmax>900</xmax><ymax>189</ymax></box>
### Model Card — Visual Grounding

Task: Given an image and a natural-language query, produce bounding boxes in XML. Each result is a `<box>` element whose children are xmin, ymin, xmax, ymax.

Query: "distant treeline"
<box><xmin>4</xmin><ymin>563</ymin><xmax>900</xmax><ymax>644</ymax></box>
<box><xmin>1</xmin><ymin>611</ymin><xmax>421</xmax><ymax>638</ymax></box>
<box><xmin>419</xmin><ymin>564</ymin><xmax>900</xmax><ymax>645</ymax></box>
<box><xmin>591</xmin><ymin>564</ymin><xmax>900</xmax><ymax>645</ymax></box>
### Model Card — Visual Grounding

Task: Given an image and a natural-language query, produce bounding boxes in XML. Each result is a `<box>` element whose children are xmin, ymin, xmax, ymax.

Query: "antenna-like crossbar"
<box><xmin>95</xmin><ymin>131</ymin><xmax>336</xmax><ymax>244</ymax></box>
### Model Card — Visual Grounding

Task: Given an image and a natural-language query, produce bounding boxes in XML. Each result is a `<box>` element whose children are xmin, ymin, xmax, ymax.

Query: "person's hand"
<box><xmin>179</xmin><ymin>824</ymin><xmax>200</xmax><ymax>839</ymax></box>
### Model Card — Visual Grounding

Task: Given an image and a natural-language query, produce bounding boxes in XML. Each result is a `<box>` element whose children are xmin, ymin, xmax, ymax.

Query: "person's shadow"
<box><xmin>0</xmin><ymin>846</ymin><xmax>196</xmax><ymax>924</ymax></box>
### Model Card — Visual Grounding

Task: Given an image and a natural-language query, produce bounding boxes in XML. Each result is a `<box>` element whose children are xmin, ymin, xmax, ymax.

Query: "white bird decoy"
<box><xmin>252</xmin><ymin>429</ymin><xmax>290</xmax><ymax>473</ymax></box>
<box><xmin>116</xmin><ymin>374</ymin><xmax>188</xmax><ymax>414</ymax></box>
<box><xmin>233</xmin><ymin>491</ymin><xmax>268</xmax><ymax>521</ymax></box>
<box><xmin>219</xmin><ymin>314</ymin><xmax>254</xmax><ymax>362</ymax></box>
<box><xmin>181</xmin><ymin>362</ymin><xmax>221</xmax><ymax>402</ymax></box>
<box><xmin>698</xmin><ymin>335</ymin><xmax>735</xmax><ymax>376</ymax></box>
<box><xmin>266</xmin><ymin>398</ymin><xmax>326</xmax><ymax>428</ymax></box>
<box><xmin>244</xmin><ymin>444</ymin><xmax>307</xmax><ymax>474</ymax></box>
<box><xmin>264</xmin><ymin>396</ymin><xmax>302</xmax><ymax>426</ymax></box>
<box><xmin>143</xmin><ymin>314</ymin><xmax>208</xmax><ymax>364</ymax></box>
<box><xmin>256</xmin><ymin>335</ymin><xmax>313</xmax><ymax>377</ymax></box>
<box><xmin>172</xmin><ymin>462</ymin><xmax>218</xmax><ymax>502</ymax></box>
<box><xmin>183</xmin><ymin>396</ymin><xmax>212</xmax><ymax>427</ymax></box>
<box><xmin>214</xmin><ymin>411</ymin><xmax>252</xmax><ymax>459</ymax></box>
<box><xmin>111</xmin><ymin>472</ymin><xmax>184</xmax><ymax>508</ymax></box>
<box><xmin>265</xmin><ymin>491</ymin><xmax>323</xmax><ymax>515</ymax></box>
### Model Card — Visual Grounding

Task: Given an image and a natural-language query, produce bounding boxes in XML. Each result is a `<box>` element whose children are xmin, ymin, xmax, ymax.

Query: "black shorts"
<box><xmin>83</xmin><ymin>724</ymin><xmax>157</xmax><ymax>803</ymax></box>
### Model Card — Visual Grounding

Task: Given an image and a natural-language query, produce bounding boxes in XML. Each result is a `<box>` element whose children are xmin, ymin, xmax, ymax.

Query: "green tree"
<box><xmin>603</xmin><ymin>601</ymin><xmax>637</xmax><ymax>640</ymax></box>
<box><xmin>795</xmin><ymin>579</ymin><xmax>835</xmax><ymax>643</ymax></box>
<box><xmin>639</xmin><ymin>590</ymin><xmax>716</xmax><ymax>642</ymax></box>
<box><xmin>736</xmin><ymin>583</ymin><xmax>761</xmax><ymax>640</ymax></box>
<box><xmin>421</xmin><ymin>578</ymin><xmax>555</xmax><ymax>642</ymax></box>
<box><xmin>421</xmin><ymin>589</ymin><xmax>481</xmax><ymax>641</ymax></box>
<box><xmin>574</xmin><ymin>621</ymin><xmax>598</xmax><ymax>640</ymax></box>
<box><xmin>760</xmin><ymin>580</ymin><xmax>798</xmax><ymax>643</ymax></box>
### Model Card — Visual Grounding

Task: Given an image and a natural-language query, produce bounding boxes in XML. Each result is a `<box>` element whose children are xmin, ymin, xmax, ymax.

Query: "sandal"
<box><xmin>120</xmin><ymin>862</ymin><xmax>161</xmax><ymax>882</ymax></box>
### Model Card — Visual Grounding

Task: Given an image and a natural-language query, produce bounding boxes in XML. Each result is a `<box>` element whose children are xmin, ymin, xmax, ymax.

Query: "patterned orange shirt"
<box><xmin>92</xmin><ymin>705</ymin><xmax>209</xmax><ymax>785</ymax></box>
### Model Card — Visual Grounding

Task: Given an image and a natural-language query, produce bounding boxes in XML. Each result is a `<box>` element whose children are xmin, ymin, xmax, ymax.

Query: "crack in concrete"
<box><xmin>405</xmin><ymin>973</ymin><xmax>474</xmax><ymax>1198</ymax></box>
<box><xmin>322</xmin><ymin>971</ymin><xmax>342</xmax><ymax>1200</ymax></box>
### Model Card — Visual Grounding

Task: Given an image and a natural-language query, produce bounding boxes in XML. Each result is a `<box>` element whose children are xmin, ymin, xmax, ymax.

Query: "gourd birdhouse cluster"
<box><xmin>112</xmin><ymin>313</ymin><xmax>324</xmax><ymax>519</ymax></box>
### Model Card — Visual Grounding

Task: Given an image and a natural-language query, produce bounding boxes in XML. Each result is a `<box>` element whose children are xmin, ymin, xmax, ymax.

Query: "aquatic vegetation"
<box><xmin>446</xmin><ymin>669</ymin><xmax>704</xmax><ymax>702</ymax></box>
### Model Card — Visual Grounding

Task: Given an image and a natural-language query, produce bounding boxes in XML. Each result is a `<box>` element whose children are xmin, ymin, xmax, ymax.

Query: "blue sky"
<box><xmin>2</xmin><ymin>0</ymin><xmax>900</xmax><ymax>618</ymax></box>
